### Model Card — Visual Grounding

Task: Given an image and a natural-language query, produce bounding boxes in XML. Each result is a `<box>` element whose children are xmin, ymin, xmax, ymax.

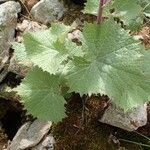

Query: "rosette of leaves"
<box><xmin>14</xmin><ymin>19</ymin><xmax>150</xmax><ymax>122</ymax></box>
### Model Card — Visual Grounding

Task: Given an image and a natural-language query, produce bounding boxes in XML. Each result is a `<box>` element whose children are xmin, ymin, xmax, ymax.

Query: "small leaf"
<box><xmin>113</xmin><ymin>0</ymin><xmax>143</xmax><ymax>30</ymax></box>
<box><xmin>83</xmin><ymin>0</ymin><xmax>111</xmax><ymax>16</ymax></box>
<box><xmin>83</xmin><ymin>0</ymin><xmax>98</xmax><ymax>15</ymax></box>
<box><xmin>15</xmin><ymin>67</ymin><xmax>66</xmax><ymax>122</ymax></box>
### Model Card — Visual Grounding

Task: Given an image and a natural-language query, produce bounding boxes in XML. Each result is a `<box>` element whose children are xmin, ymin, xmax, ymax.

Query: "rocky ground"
<box><xmin>0</xmin><ymin>0</ymin><xmax>150</xmax><ymax>150</ymax></box>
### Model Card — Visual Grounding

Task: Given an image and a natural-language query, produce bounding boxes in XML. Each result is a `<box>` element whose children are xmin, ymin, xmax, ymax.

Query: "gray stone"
<box><xmin>0</xmin><ymin>55</ymin><xmax>10</xmax><ymax>83</ymax></box>
<box><xmin>0</xmin><ymin>1</ymin><xmax>21</xmax><ymax>83</ymax></box>
<box><xmin>0</xmin><ymin>1</ymin><xmax>21</xmax><ymax>56</ymax></box>
<box><xmin>31</xmin><ymin>135</ymin><xmax>55</xmax><ymax>150</ymax></box>
<box><xmin>100</xmin><ymin>104</ymin><xmax>147</xmax><ymax>131</ymax></box>
<box><xmin>31</xmin><ymin>0</ymin><xmax>66</xmax><ymax>24</ymax></box>
<box><xmin>9</xmin><ymin>119</ymin><xmax>52</xmax><ymax>150</ymax></box>
<box><xmin>8</xmin><ymin>55</ymin><xmax>32</xmax><ymax>77</ymax></box>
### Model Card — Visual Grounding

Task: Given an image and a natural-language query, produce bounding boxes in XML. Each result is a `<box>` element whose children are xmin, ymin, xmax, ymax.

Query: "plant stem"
<box><xmin>133</xmin><ymin>131</ymin><xmax>150</xmax><ymax>141</ymax></box>
<box><xmin>97</xmin><ymin>0</ymin><xmax>105</xmax><ymax>24</ymax></box>
<box><xmin>119</xmin><ymin>138</ymin><xmax>150</xmax><ymax>148</ymax></box>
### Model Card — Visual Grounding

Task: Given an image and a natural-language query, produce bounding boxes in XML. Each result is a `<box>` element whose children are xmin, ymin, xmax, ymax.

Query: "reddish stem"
<box><xmin>97</xmin><ymin>0</ymin><xmax>105</xmax><ymax>24</ymax></box>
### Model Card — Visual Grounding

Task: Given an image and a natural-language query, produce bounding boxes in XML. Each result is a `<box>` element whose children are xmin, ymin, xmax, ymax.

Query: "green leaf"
<box><xmin>15</xmin><ymin>67</ymin><xmax>66</xmax><ymax>122</ymax></box>
<box><xmin>65</xmin><ymin>39</ymin><xmax>84</xmax><ymax>57</ymax></box>
<box><xmin>23</xmin><ymin>23</ymin><xmax>72</xmax><ymax>74</ymax></box>
<box><xmin>83</xmin><ymin>0</ymin><xmax>143</xmax><ymax>30</ymax></box>
<box><xmin>142</xmin><ymin>50</ymin><xmax>150</xmax><ymax>76</ymax></box>
<box><xmin>138</xmin><ymin>0</ymin><xmax>150</xmax><ymax>17</ymax></box>
<box><xmin>83</xmin><ymin>0</ymin><xmax>98</xmax><ymax>15</ymax></box>
<box><xmin>113</xmin><ymin>0</ymin><xmax>143</xmax><ymax>30</ymax></box>
<box><xmin>12</xmin><ymin>42</ymin><xmax>27</xmax><ymax>61</ymax></box>
<box><xmin>66</xmin><ymin>19</ymin><xmax>150</xmax><ymax>110</ymax></box>
<box><xmin>83</xmin><ymin>0</ymin><xmax>111</xmax><ymax>16</ymax></box>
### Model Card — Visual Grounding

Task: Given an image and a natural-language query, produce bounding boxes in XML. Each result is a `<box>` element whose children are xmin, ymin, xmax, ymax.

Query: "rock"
<box><xmin>100</xmin><ymin>104</ymin><xmax>147</xmax><ymax>131</ymax></box>
<box><xmin>0</xmin><ymin>1</ymin><xmax>21</xmax><ymax>83</ymax></box>
<box><xmin>8</xmin><ymin>56</ymin><xmax>32</xmax><ymax>77</ymax></box>
<box><xmin>9</xmin><ymin>119</ymin><xmax>52</xmax><ymax>150</ymax></box>
<box><xmin>31</xmin><ymin>0</ymin><xmax>66</xmax><ymax>24</ymax></box>
<box><xmin>0</xmin><ymin>1</ymin><xmax>21</xmax><ymax>56</ymax></box>
<box><xmin>31</xmin><ymin>135</ymin><xmax>55</xmax><ymax>150</ymax></box>
<box><xmin>0</xmin><ymin>55</ymin><xmax>9</xmax><ymax>83</ymax></box>
<box><xmin>68</xmin><ymin>29</ymin><xmax>81</xmax><ymax>41</ymax></box>
<box><xmin>0</xmin><ymin>0</ymin><xmax>5</xmax><ymax>4</ymax></box>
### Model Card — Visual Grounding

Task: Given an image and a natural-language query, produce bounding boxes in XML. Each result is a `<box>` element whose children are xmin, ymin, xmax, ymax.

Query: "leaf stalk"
<box><xmin>97</xmin><ymin>0</ymin><xmax>105</xmax><ymax>24</ymax></box>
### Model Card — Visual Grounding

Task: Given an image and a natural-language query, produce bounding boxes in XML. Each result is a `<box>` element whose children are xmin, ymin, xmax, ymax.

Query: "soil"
<box><xmin>0</xmin><ymin>96</ymin><xmax>25</xmax><ymax>150</ymax></box>
<box><xmin>0</xmin><ymin>130</ymin><xmax>7</xmax><ymax>150</ymax></box>
<box><xmin>0</xmin><ymin>73</ymin><xmax>26</xmax><ymax>148</ymax></box>
<box><xmin>0</xmin><ymin>93</ymin><xmax>25</xmax><ymax>138</ymax></box>
<box><xmin>53</xmin><ymin>94</ymin><xmax>150</xmax><ymax>150</ymax></box>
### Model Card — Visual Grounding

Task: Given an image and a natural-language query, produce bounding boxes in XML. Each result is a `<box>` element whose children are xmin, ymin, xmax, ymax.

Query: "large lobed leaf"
<box><xmin>23</xmin><ymin>23</ymin><xmax>83</xmax><ymax>75</ymax></box>
<box><xmin>66</xmin><ymin>19</ymin><xmax>150</xmax><ymax>110</ymax></box>
<box><xmin>23</xmin><ymin>23</ymin><xmax>72</xmax><ymax>74</ymax></box>
<box><xmin>15</xmin><ymin>67</ymin><xmax>66</xmax><ymax>122</ymax></box>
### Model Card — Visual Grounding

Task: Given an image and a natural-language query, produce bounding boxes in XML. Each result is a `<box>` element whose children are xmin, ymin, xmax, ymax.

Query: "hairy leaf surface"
<box><xmin>84</xmin><ymin>0</ymin><xmax>98</xmax><ymax>15</ymax></box>
<box><xmin>67</xmin><ymin>19</ymin><xmax>150</xmax><ymax>110</ymax></box>
<box><xmin>12</xmin><ymin>42</ymin><xmax>27</xmax><ymax>61</ymax></box>
<box><xmin>113</xmin><ymin>0</ymin><xmax>143</xmax><ymax>30</ymax></box>
<box><xmin>23</xmin><ymin>24</ymin><xmax>72</xmax><ymax>74</ymax></box>
<box><xmin>15</xmin><ymin>67</ymin><xmax>66</xmax><ymax>122</ymax></box>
